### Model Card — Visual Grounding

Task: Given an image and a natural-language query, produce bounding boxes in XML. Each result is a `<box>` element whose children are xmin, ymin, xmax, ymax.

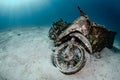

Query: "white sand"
<box><xmin>0</xmin><ymin>27</ymin><xmax>120</xmax><ymax>80</ymax></box>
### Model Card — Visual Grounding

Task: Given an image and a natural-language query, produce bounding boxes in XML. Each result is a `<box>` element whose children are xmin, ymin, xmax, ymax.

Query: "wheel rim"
<box><xmin>53</xmin><ymin>42</ymin><xmax>85</xmax><ymax>74</ymax></box>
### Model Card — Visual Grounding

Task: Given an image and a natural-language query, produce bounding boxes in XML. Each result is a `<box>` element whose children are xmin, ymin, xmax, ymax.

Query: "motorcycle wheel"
<box><xmin>52</xmin><ymin>41</ymin><xmax>86</xmax><ymax>74</ymax></box>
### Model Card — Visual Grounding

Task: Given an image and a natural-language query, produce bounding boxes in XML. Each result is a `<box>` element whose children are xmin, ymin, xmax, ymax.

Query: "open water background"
<box><xmin>0</xmin><ymin>0</ymin><xmax>120</xmax><ymax>41</ymax></box>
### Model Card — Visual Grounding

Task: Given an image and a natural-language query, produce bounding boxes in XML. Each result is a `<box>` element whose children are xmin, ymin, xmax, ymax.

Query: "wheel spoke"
<box><xmin>54</xmin><ymin>42</ymin><xmax>85</xmax><ymax>74</ymax></box>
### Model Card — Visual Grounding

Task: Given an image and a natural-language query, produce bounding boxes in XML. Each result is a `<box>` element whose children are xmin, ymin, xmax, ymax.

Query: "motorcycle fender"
<box><xmin>57</xmin><ymin>16</ymin><xmax>90</xmax><ymax>41</ymax></box>
<box><xmin>57</xmin><ymin>23</ymin><xmax>82</xmax><ymax>40</ymax></box>
<box><xmin>70</xmin><ymin>33</ymin><xmax>92</xmax><ymax>53</ymax></box>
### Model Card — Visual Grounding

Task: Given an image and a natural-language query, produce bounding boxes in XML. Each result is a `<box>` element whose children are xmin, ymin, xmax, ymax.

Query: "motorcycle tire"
<box><xmin>52</xmin><ymin>41</ymin><xmax>86</xmax><ymax>74</ymax></box>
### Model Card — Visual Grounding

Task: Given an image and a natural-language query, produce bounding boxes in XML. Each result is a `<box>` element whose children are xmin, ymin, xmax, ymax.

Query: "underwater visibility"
<box><xmin>0</xmin><ymin>0</ymin><xmax>120</xmax><ymax>80</ymax></box>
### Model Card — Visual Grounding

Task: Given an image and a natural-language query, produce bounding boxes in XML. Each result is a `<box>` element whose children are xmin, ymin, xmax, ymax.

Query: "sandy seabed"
<box><xmin>0</xmin><ymin>27</ymin><xmax>120</xmax><ymax>80</ymax></box>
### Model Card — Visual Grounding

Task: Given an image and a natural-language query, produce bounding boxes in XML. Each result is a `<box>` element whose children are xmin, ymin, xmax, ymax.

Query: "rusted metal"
<box><xmin>49</xmin><ymin>6</ymin><xmax>116</xmax><ymax>74</ymax></box>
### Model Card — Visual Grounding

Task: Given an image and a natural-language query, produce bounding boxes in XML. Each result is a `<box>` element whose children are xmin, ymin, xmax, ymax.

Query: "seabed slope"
<box><xmin>0</xmin><ymin>27</ymin><xmax>120</xmax><ymax>80</ymax></box>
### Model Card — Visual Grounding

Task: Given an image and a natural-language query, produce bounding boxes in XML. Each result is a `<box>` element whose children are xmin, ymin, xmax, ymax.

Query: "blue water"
<box><xmin>0</xmin><ymin>0</ymin><xmax>120</xmax><ymax>41</ymax></box>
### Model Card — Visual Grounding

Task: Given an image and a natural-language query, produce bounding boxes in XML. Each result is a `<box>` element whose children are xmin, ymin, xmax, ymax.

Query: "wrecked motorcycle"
<box><xmin>49</xmin><ymin>6</ymin><xmax>116</xmax><ymax>74</ymax></box>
